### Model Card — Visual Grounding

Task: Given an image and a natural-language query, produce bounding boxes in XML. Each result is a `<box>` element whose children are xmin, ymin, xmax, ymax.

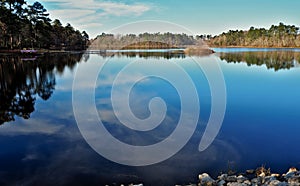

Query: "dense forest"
<box><xmin>0</xmin><ymin>0</ymin><xmax>89</xmax><ymax>50</ymax></box>
<box><xmin>209</xmin><ymin>23</ymin><xmax>300</xmax><ymax>47</ymax></box>
<box><xmin>90</xmin><ymin>32</ymin><xmax>207</xmax><ymax>50</ymax></box>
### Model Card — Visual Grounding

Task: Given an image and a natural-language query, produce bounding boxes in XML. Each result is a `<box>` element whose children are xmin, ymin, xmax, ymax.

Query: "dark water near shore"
<box><xmin>0</xmin><ymin>49</ymin><xmax>300</xmax><ymax>185</ymax></box>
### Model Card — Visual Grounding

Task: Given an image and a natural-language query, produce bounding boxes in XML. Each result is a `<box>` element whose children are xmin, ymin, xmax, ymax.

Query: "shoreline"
<box><xmin>0</xmin><ymin>49</ymin><xmax>86</xmax><ymax>54</ymax></box>
<box><xmin>2</xmin><ymin>46</ymin><xmax>300</xmax><ymax>54</ymax></box>
<box><xmin>102</xmin><ymin>166</ymin><xmax>300</xmax><ymax>186</ymax></box>
<box><xmin>196</xmin><ymin>166</ymin><xmax>300</xmax><ymax>186</ymax></box>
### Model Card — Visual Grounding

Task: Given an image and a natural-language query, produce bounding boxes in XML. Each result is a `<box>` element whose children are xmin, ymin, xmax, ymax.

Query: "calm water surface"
<box><xmin>0</xmin><ymin>49</ymin><xmax>300</xmax><ymax>185</ymax></box>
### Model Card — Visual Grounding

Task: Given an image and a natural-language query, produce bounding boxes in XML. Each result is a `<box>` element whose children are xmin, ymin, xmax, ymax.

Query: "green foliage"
<box><xmin>0</xmin><ymin>0</ymin><xmax>89</xmax><ymax>50</ymax></box>
<box><xmin>209</xmin><ymin>23</ymin><xmax>300</xmax><ymax>47</ymax></box>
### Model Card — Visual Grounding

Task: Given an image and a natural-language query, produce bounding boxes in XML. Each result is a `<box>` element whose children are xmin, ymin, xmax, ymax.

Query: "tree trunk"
<box><xmin>18</xmin><ymin>34</ymin><xmax>21</xmax><ymax>49</ymax></box>
<box><xmin>10</xmin><ymin>34</ymin><xmax>13</xmax><ymax>50</ymax></box>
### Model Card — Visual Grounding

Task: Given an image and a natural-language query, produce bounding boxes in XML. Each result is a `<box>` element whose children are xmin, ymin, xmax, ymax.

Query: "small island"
<box><xmin>121</xmin><ymin>41</ymin><xmax>177</xmax><ymax>49</ymax></box>
<box><xmin>89</xmin><ymin>32</ymin><xmax>215</xmax><ymax>56</ymax></box>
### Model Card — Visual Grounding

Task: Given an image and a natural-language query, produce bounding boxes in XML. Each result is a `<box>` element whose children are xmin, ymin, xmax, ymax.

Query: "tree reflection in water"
<box><xmin>219</xmin><ymin>51</ymin><xmax>300</xmax><ymax>71</ymax></box>
<box><xmin>92</xmin><ymin>51</ymin><xmax>186</xmax><ymax>59</ymax></box>
<box><xmin>2</xmin><ymin>50</ymin><xmax>298</xmax><ymax>124</ymax></box>
<box><xmin>0</xmin><ymin>53</ymin><xmax>83</xmax><ymax>125</ymax></box>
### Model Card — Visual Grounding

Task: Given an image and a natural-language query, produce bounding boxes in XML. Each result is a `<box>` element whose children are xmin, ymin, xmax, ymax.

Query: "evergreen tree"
<box><xmin>0</xmin><ymin>0</ymin><xmax>89</xmax><ymax>50</ymax></box>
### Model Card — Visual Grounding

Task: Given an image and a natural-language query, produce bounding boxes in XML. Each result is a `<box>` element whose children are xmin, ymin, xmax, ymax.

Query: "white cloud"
<box><xmin>92</xmin><ymin>2</ymin><xmax>150</xmax><ymax>16</ymax></box>
<box><xmin>32</xmin><ymin>0</ymin><xmax>152</xmax><ymax>38</ymax></box>
<box><xmin>0</xmin><ymin>119</ymin><xmax>64</xmax><ymax>136</ymax></box>
<box><xmin>49</xmin><ymin>9</ymin><xmax>95</xmax><ymax>20</ymax></box>
<box><xmin>60</xmin><ymin>1</ymin><xmax>150</xmax><ymax>16</ymax></box>
<box><xmin>22</xmin><ymin>154</ymin><xmax>39</xmax><ymax>161</ymax></box>
<box><xmin>80</xmin><ymin>22</ymin><xmax>103</xmax><ymax>28</ymax></box>
<box><xmin>37</xmin><ymin>0</ymin><xmax>151</xmax><ymax>20</ymax></box>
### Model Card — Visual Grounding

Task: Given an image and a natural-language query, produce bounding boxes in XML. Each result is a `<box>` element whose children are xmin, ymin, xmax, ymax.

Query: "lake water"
<box><xmin>0</xmin><ymin>49</ymin><xmax>300</xmax><ymax>185</ymax></box>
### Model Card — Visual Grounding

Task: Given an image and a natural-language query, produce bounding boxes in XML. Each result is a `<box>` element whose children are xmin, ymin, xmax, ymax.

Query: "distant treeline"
<box><xmin>0</xmin><ymin>0</ymin><xmax>89</xmax><ymax>50</ymax></box>
<box><xmin>209</xmin><ymin>23</ymin><xmax>300</xmax><ymax>48</ymax></box>
<box><xmin>122</xmin><ymin>41</ymin><xmax>177</xmax><ymax>49</ymax></box>
<box><xmin>90</xmin><ymin>32</ymin><xmax>207</xmax><ymax>50</ymax></box>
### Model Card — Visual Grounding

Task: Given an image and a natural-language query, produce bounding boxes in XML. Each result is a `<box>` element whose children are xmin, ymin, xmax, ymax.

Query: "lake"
<box><xmin>0</xmin><ymin>48</ymin><xmax>300</xmax><ymax>185</ymax></box>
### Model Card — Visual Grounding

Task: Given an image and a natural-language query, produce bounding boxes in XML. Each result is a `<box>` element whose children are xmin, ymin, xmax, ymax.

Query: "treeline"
<box><xmin>209</xmin><ymin>23</ymin><xmax>300</xmax><ymax>47</ymax></box>
<box><xmin>0</xmin><ymin>0</ymin><xmax>89</xmax><ymax>50</ymax></box>
<box><xmin>90</xmin><ymin>32</ymin><xmax>207</xmax><ymax>50</ymax></box>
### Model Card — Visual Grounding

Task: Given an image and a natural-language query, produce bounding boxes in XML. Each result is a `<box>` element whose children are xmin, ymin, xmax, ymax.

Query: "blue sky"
<box><xmin>27</xmin><ymin>0</ymin><xmax>300</xmax><ymax>38</ymax></box>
